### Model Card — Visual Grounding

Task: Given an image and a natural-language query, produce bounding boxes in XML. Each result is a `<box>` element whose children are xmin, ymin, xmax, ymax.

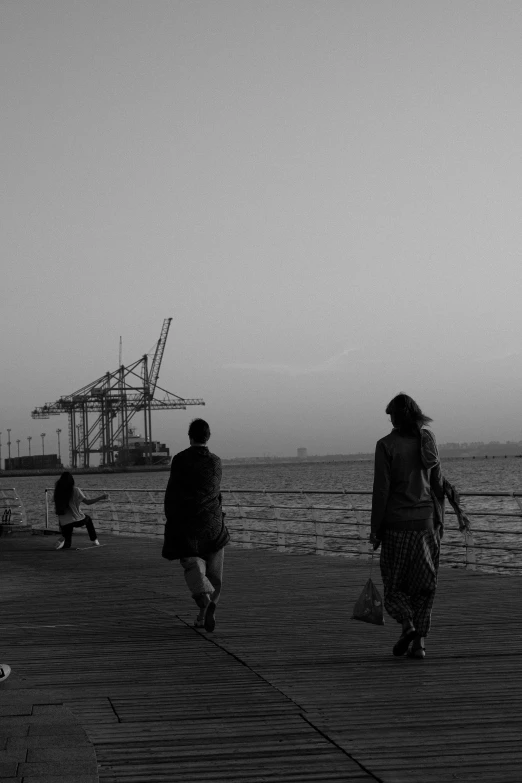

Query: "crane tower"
<box><xmin>31</xmin><ymin>318</ymin><xmax>205</xmax><ymax>468</ymax></box>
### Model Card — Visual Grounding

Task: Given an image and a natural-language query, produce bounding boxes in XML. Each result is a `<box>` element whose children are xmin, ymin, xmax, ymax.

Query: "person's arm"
<box><xmin>82</xmin><ymin>493</ymin><xmax>108</xmax><ymax>505</ymax></box>
<box><xmin>443</xmin><ymin>477</ymin><xmax>471</xmax><ymax>531</ymax></box>
<box><xmin>370</xmin><ymin>441</ymin><xmax>391</xmax><ymax>547</ymax></box>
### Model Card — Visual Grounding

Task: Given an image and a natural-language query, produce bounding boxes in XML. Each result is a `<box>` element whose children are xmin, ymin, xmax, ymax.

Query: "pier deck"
<box><xmin>1</xmin><ymin>533</ymin><xmax>521</xmax><ymax>782</ymax></box>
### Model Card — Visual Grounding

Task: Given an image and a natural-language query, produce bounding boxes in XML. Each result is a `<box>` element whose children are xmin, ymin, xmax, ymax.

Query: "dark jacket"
<box><xmin>371</xmin><ymin>428</ymin><xmax>444</xmax><ymax>538</ymax></box>
<box><xmin>162</xmin><ymin>445</ymin><xmax>230</xmax><ymax>560</ymax></box>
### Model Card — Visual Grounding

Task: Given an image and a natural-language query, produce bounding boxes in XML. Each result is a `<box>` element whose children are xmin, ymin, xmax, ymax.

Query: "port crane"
<box><xmin>31</xmin><ymin>318</ymin><xmax>205</xmax><ymax>468</ymax></box>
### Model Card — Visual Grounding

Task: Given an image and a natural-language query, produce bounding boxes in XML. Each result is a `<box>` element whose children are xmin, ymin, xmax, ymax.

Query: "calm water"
<box><xmin>3</xmin><ymin>457</ymin><xmax>522</xmax><ymax>573</ymax></box>
<box><xmin>221</xmin><ymin>456</ymin><xmax>522</xmax><ymax>493</ymax></box>
<box><xmin>4</xmin><ymin>456</ymin><xmax>522</xmax><ymax>519</ymax></box>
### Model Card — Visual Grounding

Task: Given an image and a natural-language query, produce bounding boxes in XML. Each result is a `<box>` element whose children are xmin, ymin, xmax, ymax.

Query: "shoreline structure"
<box><xmin>1</xmin><ymin>445</ymin><xmax>522</xmax><ymax>478</ymax></box>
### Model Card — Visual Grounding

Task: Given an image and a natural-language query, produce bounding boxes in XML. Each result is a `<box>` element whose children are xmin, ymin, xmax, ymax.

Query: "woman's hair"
<box><xmin>385</xmin><ymin>393</ymin><xmax>432</xmax><ymax>435</ymax></box>
<box><xmin>188</xmin><ymin>418</ymin><xmax>211</xmax><ymax>444</ymax></box>
<box><xmin>54</xmin><ymin>471</ymin><xmax>75</xmax><ymax>515</ymax></box>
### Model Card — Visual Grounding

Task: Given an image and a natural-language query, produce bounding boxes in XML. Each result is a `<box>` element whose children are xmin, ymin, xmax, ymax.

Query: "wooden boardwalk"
<box><xmin>1</xmin><ymin>533</ymin><xmax>522</xmax><ymax>782</ymax></box>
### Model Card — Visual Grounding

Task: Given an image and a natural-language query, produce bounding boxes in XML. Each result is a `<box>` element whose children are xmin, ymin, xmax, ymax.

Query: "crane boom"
<box><xmin>148</xmin><ymin>317</ymin><xmax>172</xmax><ymax>397</ymax></box>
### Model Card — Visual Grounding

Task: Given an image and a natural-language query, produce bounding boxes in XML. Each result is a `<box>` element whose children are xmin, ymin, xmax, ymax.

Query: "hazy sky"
<box><xmin>2</xmin><ymin>1</ymin><xmax>522</xmax><ymax>461</ymax></box>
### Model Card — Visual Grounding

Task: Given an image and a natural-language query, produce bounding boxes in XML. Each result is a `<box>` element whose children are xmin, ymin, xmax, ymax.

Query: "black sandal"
<box><xmin>407</xmin><ymin>642</ymin><xmax>426</xmax><ymax>659</ymax></box>
<box><xmin>392</xmin><ymin>626</ymin><xmax>417</xmax><ymax>657</ymax></box>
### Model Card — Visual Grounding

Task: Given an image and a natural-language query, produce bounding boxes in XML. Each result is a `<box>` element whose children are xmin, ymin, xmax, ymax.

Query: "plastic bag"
<box><xmin>352</xmin><ymin>577</ymin><xmax>385</xmax><ymax>625</ymax></box>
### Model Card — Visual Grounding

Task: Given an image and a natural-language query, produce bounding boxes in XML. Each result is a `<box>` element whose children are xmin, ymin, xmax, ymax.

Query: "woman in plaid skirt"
<box><xmin>369</xmin><ymin>393</ymin><xmax>468</xmax><ymax>659</ymax></box>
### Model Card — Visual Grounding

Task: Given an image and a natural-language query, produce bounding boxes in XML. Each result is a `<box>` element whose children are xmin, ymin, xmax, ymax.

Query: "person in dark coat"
<box><xmin>162</xmin><ymin>419</ymin><xmax>230</xmax><ymax>632</ymax></box>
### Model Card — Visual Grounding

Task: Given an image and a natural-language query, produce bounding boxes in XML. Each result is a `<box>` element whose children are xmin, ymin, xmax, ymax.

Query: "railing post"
<box><xmin>151</xmin><ymin>492</ymin><xmax>163</xmax><ymax>537</ymax></box>
<box><xmin>108</xmin><ymin>492</ymin><xmax>120</xmax><ymax>535</ymax></box>
<box><xmin>45</xmin><ymin>489</ymin><xmax>49</xmax><ymax>529</ymax></box>
<box><xmin>463</xmin><ymin>529</ymin><xmax>476</xmax><ymax>570</ymax></box>
<box><xmin>303</xmin><ymin>492</ymin><xmax>323</xmax><ymax>555</ymax></box>
<box><xmin>345</xmin><ymin>490</ymin><xmax>366</xmax><ymax>556</ymax></box>
<box><xmin>232</xmin><ymin>492</ymin><xmax>251</xmax><ymax>549</ymax></box>
<box><xmin>266</xmin><ymin>491</ymin><xmax>285</xmax><ymax>552</ymax></box>
<box><xmin>128</xmin><ymin>491</ymin><xmax>141</xmax><ymax>534</ymax></box>
<box><xmin>315</xmin><ymin>520</ymin><xmax>324</xmax><ymax>554</ymax></box>
<box><xmin>11</xmin><ymin>488</ymin><xmax>26</xmax><ymax>527</ymax></box>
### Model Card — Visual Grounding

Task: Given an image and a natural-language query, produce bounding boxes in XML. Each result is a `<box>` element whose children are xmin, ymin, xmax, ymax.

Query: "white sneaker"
<box><xmin>0</xmin><ymin>664</ymin><xmax>11</xmax><ymax>683</ymax></box>
<box><xmin>93</xmin><ymin>539</ymin><xmax>100</xmax><ymax>546</ymax></box>
<box><xmin>55</xmin><ymin>538</ymin><xmax>65</xmax><ymax>550</ymax></box>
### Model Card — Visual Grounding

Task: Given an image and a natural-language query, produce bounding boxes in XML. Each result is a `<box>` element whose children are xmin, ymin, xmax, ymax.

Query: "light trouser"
<box><xmin>60</xmin><ymin>515</ymin><xmax>97</xmax><ymax>548</ymax></box>
<box><xmin>180</xmin><ymin>548</ymin><xmax>225</xmax><ymax>608</ymax></box>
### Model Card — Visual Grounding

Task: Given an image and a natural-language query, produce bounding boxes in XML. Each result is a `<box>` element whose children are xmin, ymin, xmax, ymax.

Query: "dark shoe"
<box><xmin>407</xmin><ymin>647</ymin><xmax>426</xmax><ymax>659</ymax></box>
<box><xmin>407</xmin><ymin>640</ymin><xmax>426</xmax><ymax>659</ymax></box>
<box><xmin>204</xmin><ymin>601</ymin><xmax>216</xmax><ymax>633</ymax></box>
<box><xmin>392</xmin><ymin>626</ymin><xmax>417</xmax><ymax>657</ymax></box>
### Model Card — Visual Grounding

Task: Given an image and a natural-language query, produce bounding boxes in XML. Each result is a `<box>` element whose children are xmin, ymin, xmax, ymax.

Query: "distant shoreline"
<box><xmin>1</xmin><ymin>452</ymin><xmax>521</xmax><ymax>479</ymax></box>
<box><xmin>0</xmin><ymin>465</ymin><xmax>171</xmax><ymax>479</ymax></box>
<box><xmin>221</xmin><ymin>454</ymin><xmax>522</xmax><ymax>466</ymax></box>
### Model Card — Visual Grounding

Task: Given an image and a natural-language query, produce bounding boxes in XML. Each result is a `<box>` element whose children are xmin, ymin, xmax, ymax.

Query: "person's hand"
<box><xmin>458</xmin><ymin>513</ymin><xmax>471</xmax><ymax>532</ymax></box>
<box><xmin>369</xmin><ymin>533</ymin><xmax>381</xmax><ymax>551</ymax></box>
<box><xmin>103</xmin><ymin>493</ymin><xmax>109</xmax><ymax>501</ymax></box>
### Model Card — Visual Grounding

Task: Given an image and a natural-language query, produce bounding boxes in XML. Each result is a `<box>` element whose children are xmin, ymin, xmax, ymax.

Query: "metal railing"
<box><xmin>42</xmin><ymin>487</ymin><xmax>522</xmax><ymax>574</ymax></box>
<box><xmin>0</xmin><ymin>487</ymin><xmax>27</xmax><ymax>532</ymax></box>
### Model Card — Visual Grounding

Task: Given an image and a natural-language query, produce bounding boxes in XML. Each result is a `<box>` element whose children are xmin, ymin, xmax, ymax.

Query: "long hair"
<box><xmin>385</xmin><ymin>393</ymin><xmax>432</xmax><ymax>435</ymax></box>
<box><xmin>54</xmin><ymin>471</ymin><xmax>75</xmax><ymax>515</ymax></box>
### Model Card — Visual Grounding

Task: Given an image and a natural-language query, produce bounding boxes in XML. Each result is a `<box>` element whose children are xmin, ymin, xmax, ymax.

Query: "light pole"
<box><xmin>76</xmin><ymin>425</ymin><xmax>81</xmax><ymax>465</ymax></box>
<box><xmin>56</xmin><ymin>428</ymin><xmax>62</xmax><ymax>462</ymax></box>
<box><xmin>41</xmin><ymin>432</ymin><xmax>46</xmax><ymax>458</ymax></box>
<box><xmin>27</xmin><ymin>436</ymin><xmax>32</xmax><ymax>457</ymax></box>
<box><xmin>7</xmin><ymin>429</ymin><xmax>11</xmax><ymax>463</ymax></box>
<box><xmin>16</xmin><ymin>439</ymin><xmax>20</xmax><ymax>458</ymax></box>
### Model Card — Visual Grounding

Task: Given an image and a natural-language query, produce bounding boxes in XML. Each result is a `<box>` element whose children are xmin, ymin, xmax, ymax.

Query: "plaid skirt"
<box><xmin>380</xmin><ymin>528</ymin><xmax>440</xmax><ymax>637</ymax></box>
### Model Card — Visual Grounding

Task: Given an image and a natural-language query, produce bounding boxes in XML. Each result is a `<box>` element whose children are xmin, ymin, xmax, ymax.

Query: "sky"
<box><xmin>2</xmin><ymin>0</ymin><xmax>522</xmax><ymax>462</ymax></box>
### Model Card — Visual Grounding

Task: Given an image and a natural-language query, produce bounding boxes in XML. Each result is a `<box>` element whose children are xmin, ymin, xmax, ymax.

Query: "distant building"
<box><xmin>297</xmin><ymin>448</ymin><xmax>308</xmax><ymax>460</ymax></box>
<box><xmin>4</xmin><ymin>455</ymin><xmax>63</xmax><ymax>471</ymax></box>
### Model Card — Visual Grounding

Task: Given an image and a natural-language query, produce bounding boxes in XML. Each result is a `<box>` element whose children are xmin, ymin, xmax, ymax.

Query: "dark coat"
<box><xmin>371</xmin><ymin>428</ymin><xmax>443</xmax><ymax>538</ymax></box>
<box><xmin>162</xmin><ymin>445</ymin><xmax>230</xmax><ymax>560</ymax></box>
<box><xmin>371</xmin><ymin>428</ymin><xmax>469</xmax><ymax>540</ymax></box>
